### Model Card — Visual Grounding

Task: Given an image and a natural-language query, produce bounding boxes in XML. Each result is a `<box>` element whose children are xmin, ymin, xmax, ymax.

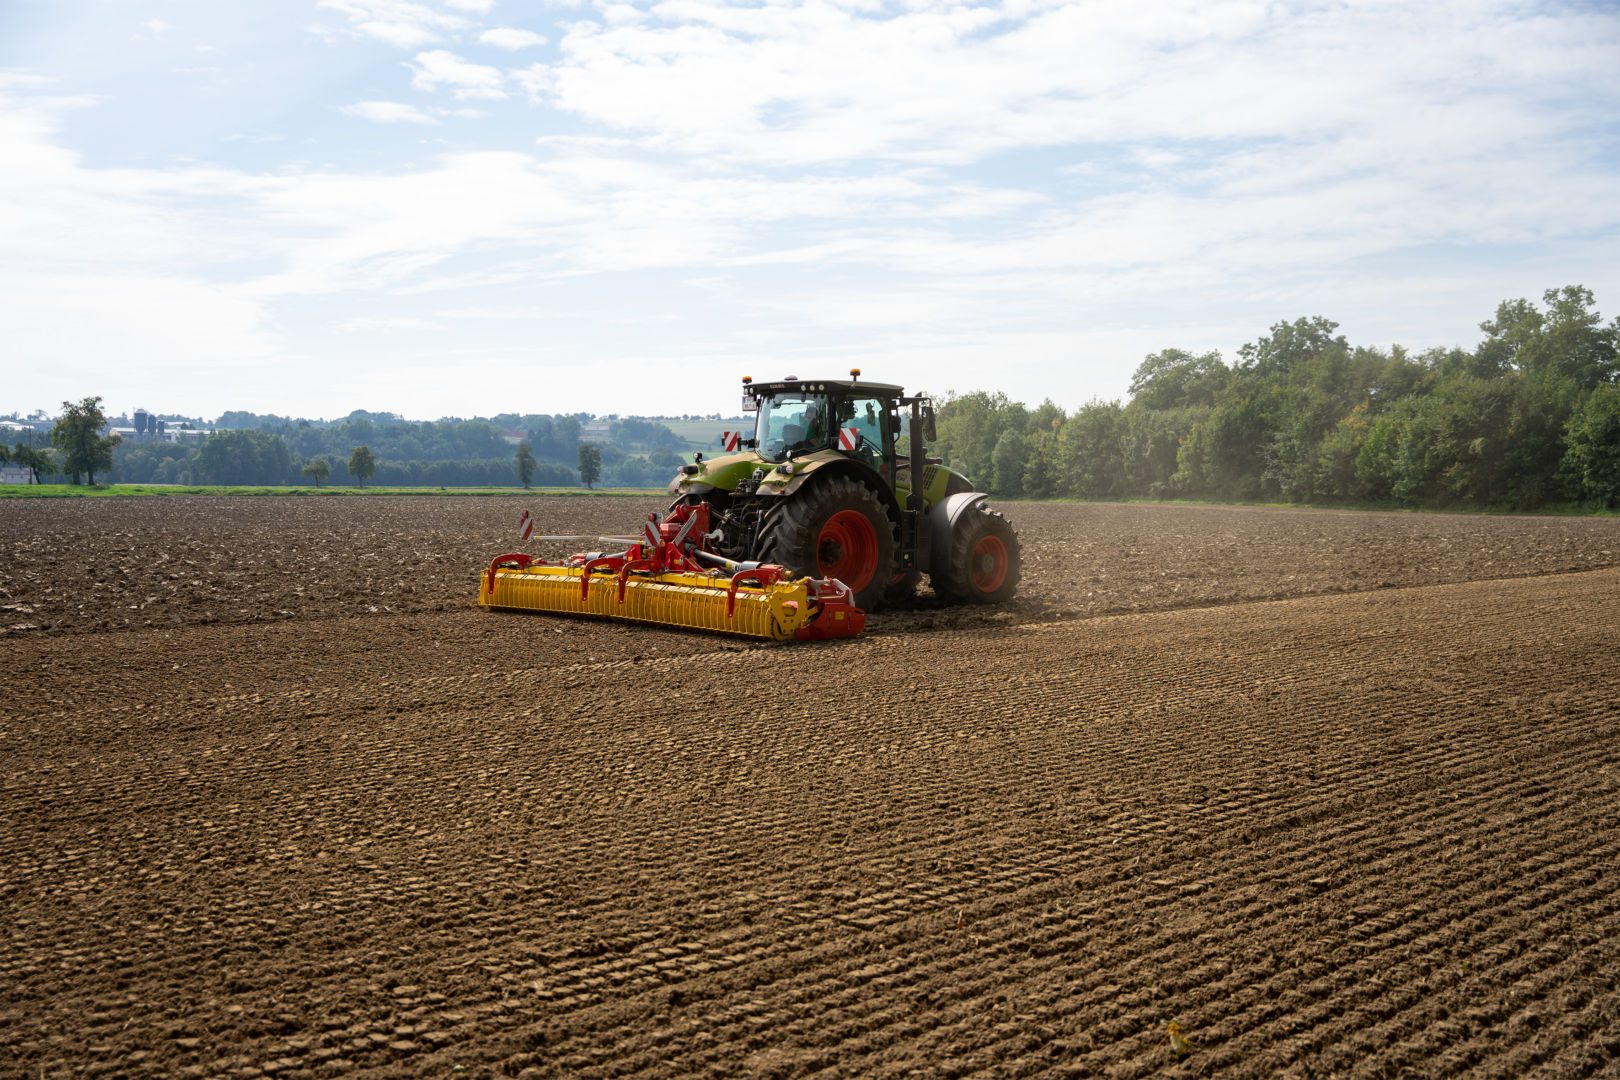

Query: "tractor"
<box><xmin>668</xmin><ymin>371</ymin><xmax>1020</xmax><ymax>611</ymax></box>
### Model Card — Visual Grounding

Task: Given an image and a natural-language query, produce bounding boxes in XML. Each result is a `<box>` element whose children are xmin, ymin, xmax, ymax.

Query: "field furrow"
<box><xmin>3</xmin><ymin>500</ymin><xmax>1618</xmax><ymax>1076</ymax></box>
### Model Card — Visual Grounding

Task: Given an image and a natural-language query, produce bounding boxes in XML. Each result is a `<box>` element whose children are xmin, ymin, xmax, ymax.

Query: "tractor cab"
<box><xmin>668</xmin><ymin>371</ymin><xmax>1015</xmax><ymax>612</ymax></box>
<box><xmin>744</xmin><ymin>374</ymin><xmax>918</xmax><ymax>480</ymax></box>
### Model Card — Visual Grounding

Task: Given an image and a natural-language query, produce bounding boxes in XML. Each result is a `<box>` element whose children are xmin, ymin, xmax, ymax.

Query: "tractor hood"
<box><xmin>668</xmin><ymin>449</ymin><xmax>849</xmax><ymax>497</ymax></box>
<box><xmin>668</xmin><ymin>450</ymin><xmax>762</xmax><ymax>495</ymax></box>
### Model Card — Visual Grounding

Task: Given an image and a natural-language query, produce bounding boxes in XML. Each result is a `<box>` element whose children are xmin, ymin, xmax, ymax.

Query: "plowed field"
<box><xmin>3</xmin><ymin>497</ymin><xmax>1619</xmax><ymax>1077</ymax></box>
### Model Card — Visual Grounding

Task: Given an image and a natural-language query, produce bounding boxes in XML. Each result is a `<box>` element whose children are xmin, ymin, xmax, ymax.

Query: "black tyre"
<box><xmin>755</xmin><ymin>475</ymin><xmax>896</xmax><ymax>611</ymax></box>
<box><xmin>932</xmin><ymin>504</ymin><xmax>1020</xmax><ymax>604</ymax></box>
<box><xmin>885</xmin><ymin>569</ymin><xmax>921</xmax><ymax>608</ymax></box>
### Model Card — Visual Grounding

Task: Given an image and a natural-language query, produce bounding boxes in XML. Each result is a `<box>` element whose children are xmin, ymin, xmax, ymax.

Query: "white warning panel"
<box><xmin>720</xmin><ymin>431</ymin><xmax>741</xmax><ymax>452</ymax></box>
<box><xmin>518</xmin><ymin>509</ymin><xmax>535</xmax><ymax>542</ymax></box>
<box><xmin>838</xmin><ymin>427</ymin><xmax>860</xmax><ymax>451</ymax></box>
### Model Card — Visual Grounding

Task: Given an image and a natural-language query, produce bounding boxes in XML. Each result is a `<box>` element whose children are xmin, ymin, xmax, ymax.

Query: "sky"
<box><xmin>2</xmin><ymin>0</ymin><xmax>1618</xmax><ymax>421</ymax></box>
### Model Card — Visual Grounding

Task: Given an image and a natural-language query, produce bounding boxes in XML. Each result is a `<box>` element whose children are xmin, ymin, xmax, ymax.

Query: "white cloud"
<box><xmin>0</xmin><ymin>93</ymin><xmax>281</xmax><ymax>381</ymax></box>
<box><xmin>480</xmin><ymin>27</ymin><xmax>548</xmax><ymax>50</ymax></box>
<box><xmin>511</xmin><ymin>62</ymin><xmax>553</xmax><ymax>103</ymax></box>
<box><xmin>0</xmin><ymin>72</ymin><xmax>54</xmax><ymax>91</ymax></box>
<box><xmin>444</xmin><ymin>0</ymin><xmax>496</xmax><ymax>12</ymax></box>
<box><xmin>4</xmin><ymin>1</ymin><xmax>1620</xmax><ymax>418</ymax></box>
<box><xmin>315</xmin><ymin>0</ymin><xmax>471</xmax><ymax>48</ymax></box>
<box><xmin>342</xmin><ymin>100</ymin><xmax>439</xmax><ymax>124</ymax></box>
<box><xmin>3</xmin><ymin>271</ymin><xmax>278</xmax><ymax>378</ymax></box>
<box><xmin>339</xmin><ymin>315</ymin><xmax>437</xmax><ymax>332</ymax></box>
<box><xmin>408</xmin><ymin>49</ymin><xmax>507</xmax><ymax>99</ymax></box>
<box><xmin>533</xmin><ymin>0</ymin><xmax>1619</xmax><ymax>171</ymax></box>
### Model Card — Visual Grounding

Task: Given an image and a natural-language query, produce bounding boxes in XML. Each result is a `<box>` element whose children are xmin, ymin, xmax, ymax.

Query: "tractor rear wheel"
<box><xmin>933</xmin><ymin>504</ymin><xmax>1020</xmax><ymax>604</ymax></box>
<box><xmin>756</xmin><ymin>476</ymin><xmax>896</xmax><ymax>611</ymax></box>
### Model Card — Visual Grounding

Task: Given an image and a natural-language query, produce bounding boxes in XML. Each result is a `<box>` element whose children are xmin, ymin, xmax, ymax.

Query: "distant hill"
<box><xmin>655</xmin><ymin>417</ymin><xmax>750</xmax><ymax>452</ymax></box>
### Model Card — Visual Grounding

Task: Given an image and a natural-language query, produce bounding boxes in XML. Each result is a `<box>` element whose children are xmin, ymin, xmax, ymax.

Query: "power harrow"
<box><xmin>478</xmin><ymin>501</ymin><xmax>865</xmax><ymax>641</ymax></box>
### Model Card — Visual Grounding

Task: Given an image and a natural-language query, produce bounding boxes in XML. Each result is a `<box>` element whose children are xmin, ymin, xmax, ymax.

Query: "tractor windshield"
<box><xmin>754</xmin><ymin>392</ymin><xmax>829</xmax><ymax>462</ymax></box>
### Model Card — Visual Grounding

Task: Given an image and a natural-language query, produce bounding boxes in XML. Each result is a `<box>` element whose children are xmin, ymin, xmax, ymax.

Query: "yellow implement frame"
<box><xmin>479</xmin><ymin>563</ymin><xmax>827</xmax><ymax>641</ymax></box>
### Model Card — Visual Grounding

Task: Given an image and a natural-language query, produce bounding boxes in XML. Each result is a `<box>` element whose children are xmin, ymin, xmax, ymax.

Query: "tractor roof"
<box><xmin>746</xmin><ymin>378</ymin><xmax>907</xmax><ymax>398</ymax></box>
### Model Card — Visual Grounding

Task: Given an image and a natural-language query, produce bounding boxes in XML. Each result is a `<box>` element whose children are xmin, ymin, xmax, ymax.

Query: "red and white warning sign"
<box><xmin>838</xmin><ymin>427</ymin><xmax>860</xmax><ymax>451</ymax></box>
<box><xmin>720</xmin><ymin>431</ymin><xmax>741</xmax><ymax>452</ymax></box>
<box><xmin>518</xmin><ymin>509</ymin><xmax>535</xmax><ymax>542</ymax></box>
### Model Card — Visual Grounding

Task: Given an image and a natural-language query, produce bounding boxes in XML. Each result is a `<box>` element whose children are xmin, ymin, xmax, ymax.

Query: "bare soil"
<box><xmin>2</xmin><ymin>497</ymin><xmax>1618</xmax><ymax>1077</ymax></box>
<box><xmin>2</xmin><ymin>496</ymin><xmax>1616</xmax><ymax>636</ymax></box>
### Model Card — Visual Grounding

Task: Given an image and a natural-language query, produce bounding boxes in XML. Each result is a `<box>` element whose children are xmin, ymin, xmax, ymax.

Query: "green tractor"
<box><xmin>668</xmin><ymin>372</ymin><xmax>1020</xmax><ymax>611</ymax></box>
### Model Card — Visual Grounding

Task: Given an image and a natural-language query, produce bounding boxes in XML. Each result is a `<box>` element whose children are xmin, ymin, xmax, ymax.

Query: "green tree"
<box><xmin>349</xmin><ymin>445</ymin><xmax>377</xmax><ymax>488</ymax></box>
<box><xmin>1128</xmin><ymin>349</ymin><xmax>1228</xmax><ymax>409</ymax></box>
<box><xmin>1560</xmin><ymin>384</ymin><xmax>1620</xmax><ymax>505</ymax></box>
<box><xmin>12</xmin><ymin>444</ymin><xmax>53</xmax><ymax>484</ymax></box>
<box><xmin>1198</xmin><ymin>389</ymin><xmax>1280</xmax><ymax>499</ymax></box>
<box><xmin>302</xmin><ymin>456</ymin><xmax>331</xmax><ymax>487</ymax></box>
<box><xmin>198</xmin><ymin>431</ymin><xmax>291</xmax><ymax>485</ymax></box>
<box><xmin>50</xmin><ymin>396</ymin><xmax>121</xmax><ymax>484</ymax></box>
<box><xmin>1479</xmin><ymin>286</ymin><xmax>1619</xmax><ymax>389</ymax></box>
<box><xmin>1119</xmin><ymin>405</ymin><xmax>1194</xmax><ymax>497</ymax></box>
<box><xmin>577</xmin><ymin>443</ymin><xmax>602</xmax><ymax>488</ymax></box>
<box><xmin>1171</xmin><ymin>418</ymin><xmax>1212</xmax><ymax>495</ymax></box>
<box><xmin>1058</xmin><ymin>400</ymin><xmax>1125</xmax><ymax>498</ymax></box>
<box><xmin>515</xmin><ymin>441</ymin><xmax>537</xmax><ymax>488</ymax></box>
<box><xmin>990</xmin><ymin>429</ymin><xmax>1026</xmax><ymax>496</ymax></box>
<box><xmin>1313</xmin><ymin>403</ymin><xmax>1372</xmax><ymax>501</ymax></box>
<box><xmin>1027</xmin><ymin>398</ymin><xmax>1067</xmax><ymax>434</ymax></box>
<box><xmin>1237</xmin><ymin>317</ymin><xmax>1347</xmax><ymax>377</ymax></box>
<box><xmin>934</xmin><ymin>390</ymin><xmax>1025</xmax><ymax>487</ymax></box>
<box><xmin>1021</xmin><ymin>421</ymin><xmax>1062</xmax><ymax>498</ymax></box>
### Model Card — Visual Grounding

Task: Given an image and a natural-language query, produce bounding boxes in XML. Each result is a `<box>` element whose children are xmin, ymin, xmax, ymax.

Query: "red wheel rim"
<box><xmin>970</xmin><ymin>535</ymin><xmax>1008</xmax><ymax>593</ymax></box>
<box><xmin>817</xmin><ymin>510</ymin><xmax>878</xmax><ymax>592</ymax></box>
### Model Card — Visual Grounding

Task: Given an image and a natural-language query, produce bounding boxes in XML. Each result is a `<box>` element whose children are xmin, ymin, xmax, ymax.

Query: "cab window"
<box><xmin>833</xmin><ymin>396</ymin><xmax>890</xmax><ymax>469</ymax></box>
<box><xmin>754</xmin><ymin>393</ymin><xmax>828</xmax><ymax>461</ymax></box>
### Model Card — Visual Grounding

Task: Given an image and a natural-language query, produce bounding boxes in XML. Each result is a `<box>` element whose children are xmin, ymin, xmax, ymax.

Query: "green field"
<box><xmin>658</xmin><ymin>418</ymin><xmax>749</xmax><ymax>450</ymax></box>
<box><xmin>0</xmin><ymin>484</ymin><xmax>665</xmax><ymax>499</ymax></box>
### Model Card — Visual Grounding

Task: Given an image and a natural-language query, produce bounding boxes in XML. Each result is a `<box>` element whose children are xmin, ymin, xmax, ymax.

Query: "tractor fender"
<box><xmin>926</xmin><ymin>492</ymin><xmax>989</xmax><ymax>577</ymax></box>
<box><xmin>766</xmin><ymin>456</ymin><xmax>901</xmax><ymax>525</ymax></box>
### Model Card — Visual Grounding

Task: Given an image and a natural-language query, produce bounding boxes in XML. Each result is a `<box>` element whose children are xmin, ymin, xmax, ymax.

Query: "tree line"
<box><xmin>933</xmin><ymin>286</ymin><xmax>1620</xmax><ymax>509</ymax></box>
<box><xmin>13</xmin><ymin>285</ymin><xmax>1616</xmax><ymax>505</ymax></box>
<box><xmin>4</xmin><ymin>403</ymin><xmax>690</xmax><ymax>489</ymax></box>
<box><xmin>105</xmin><ymin>411</ymin><xmax>688</xmax><ymax>488</ymax></box>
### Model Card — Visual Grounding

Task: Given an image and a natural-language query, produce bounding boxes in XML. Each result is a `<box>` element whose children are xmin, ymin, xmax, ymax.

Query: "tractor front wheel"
<box><xmin>933</xmin><ymin>504</ymin><xmax>1021</xmax><ymax>604</ymax></box>
<box><xmin>756</xmin><ymin>476</ymin><xmax>896</xmax><ymax>611</ymax></box>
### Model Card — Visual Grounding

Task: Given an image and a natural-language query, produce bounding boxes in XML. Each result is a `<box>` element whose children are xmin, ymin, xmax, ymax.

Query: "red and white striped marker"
<box><xmin>518</xmin><ymin>509</ymin><xmax>535</xmax><ymax>542</ymax></box>
<box><xmin>720</xmin><ymin>431</ymin><xmax>741</xmax><ymax>452</ymax></box>
<box><xmin>838</xmin><ymin>427</ymin><xmax>860</xmax><ymax>451</ymax></box>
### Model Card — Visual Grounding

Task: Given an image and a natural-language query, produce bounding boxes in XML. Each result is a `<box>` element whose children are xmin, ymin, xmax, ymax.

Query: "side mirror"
<box><xmin>922</xmin><ymin>405</ymin><xmax>937</xmax><ymax>443</ymax></box>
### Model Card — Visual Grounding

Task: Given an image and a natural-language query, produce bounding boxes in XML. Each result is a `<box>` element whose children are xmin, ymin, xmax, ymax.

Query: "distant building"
<box><xmin>579</xmin><ymin>421</ymin><xmax>612</xmax><ymax>443</ymax></box>
<box><xmin>110</xmin><ymin>422</ymin><xmax>210</xmax><ymax>443</ymax></box>
<box><xmin>0</xmin><ymin>466</ymin><xmax>32</xmax><ymax>484</ymax></box>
